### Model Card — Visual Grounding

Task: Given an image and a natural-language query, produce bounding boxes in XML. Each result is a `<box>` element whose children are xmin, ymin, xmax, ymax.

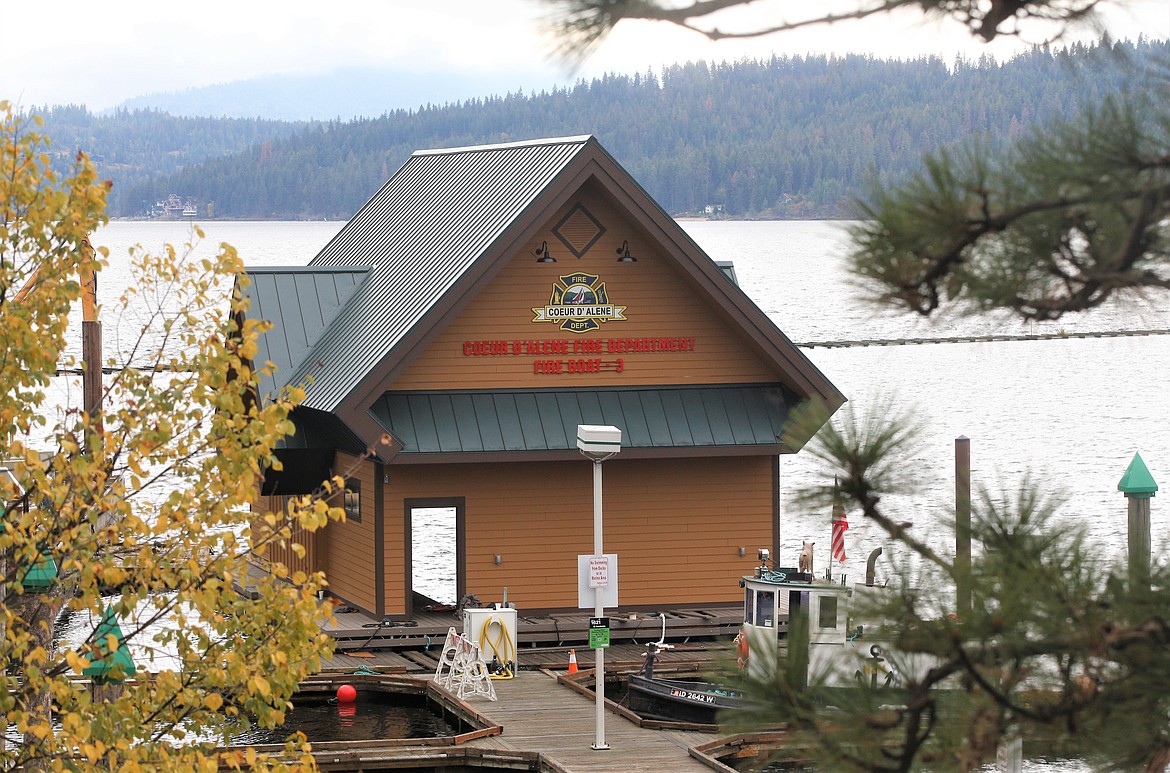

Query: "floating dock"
<box><xmin>297</xmin><ymin>646</ymin><xmax>740</xmax><ymax>772</ymax></box>
<box><xmin>320</xmin><ymin>605</ymin><xmax>742</xmax><ymax>673</ymax></box>
<box><xmin>298</xmin><ymin>608</ymin><xmax>751</xmax><ymax>772</ymax></box>
<box><xmin>470</xmin><ymin>669</ymin><xmax>722</xmax><ymax>772</ymax></box>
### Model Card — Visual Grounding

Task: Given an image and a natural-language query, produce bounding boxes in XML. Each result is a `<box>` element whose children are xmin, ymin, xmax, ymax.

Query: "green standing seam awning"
<box><xmin>370</xmin><ymin>385</ymin><xmax>797</xmax><ymax>455</ymax></box>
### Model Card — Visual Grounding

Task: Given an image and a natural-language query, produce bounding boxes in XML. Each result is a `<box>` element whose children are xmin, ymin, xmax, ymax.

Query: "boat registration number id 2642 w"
<box><xmin>669</xmin><ymin>688</ymin><xmax>717</xmax><ymax>704</ymax></box>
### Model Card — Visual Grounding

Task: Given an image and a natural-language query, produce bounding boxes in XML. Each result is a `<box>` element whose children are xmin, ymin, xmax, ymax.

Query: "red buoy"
<box><xmin>336</xmin><ymin>684</ymin><xmax>357</xmax><ymax>703</ymax></box>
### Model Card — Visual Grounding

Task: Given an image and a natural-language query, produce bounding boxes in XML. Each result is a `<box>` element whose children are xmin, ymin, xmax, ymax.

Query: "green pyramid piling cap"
<box><xmin>83</xmin><ymin>644</ymin><xmax>136</xmax><ymax>684</ymax></box>
<box><xmin>1118</xmin><ymin>452</ymin><xmax>1159</xmax><ymax>498</ymax></box>
<box><xmin>83</xmin><ymin>605</ymin><xmax>136</xmax><ymax>684</ymax></box>
<box><xmin>19</xmin><ymin>552</ymin><xmax>59</xmax><ymax>591</ymax></box>
<box><xmin>92</xmin><ymin>605</ymin><xmax>127</xmax><ymax>645</ymax></box>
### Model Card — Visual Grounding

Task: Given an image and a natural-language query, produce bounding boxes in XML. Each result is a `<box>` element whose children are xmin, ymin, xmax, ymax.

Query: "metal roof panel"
<box><xmin>617</xmin><ymin>392</ymin><xmax>655</xmax><ymax>446</ymax></box>
<box><xmin>721</xmin><ymin>388</ymin><xmax>754</xmax><ymax>444</ymax></box>
<box><xmin>238</xmin><ymin>266</ymin><xmax>369</xmax><ymax>396</ymax></box>
<box><xmin>387</xmin><ymin>394</ymin><xmax>418</xmax><ymax>453</ymax></box>
<box><xmin>494</xmin><ymin>394</ymin><xmax>526</xmax><ymax>451</ymax></box>
<box><xmin>371</xmin><ymin>386</ymin><xmax>795</xmax><ymax>456</ymax></box>
<box><xmin>450</xmin><ymin>394</ymin><xmax>483</xmax><ymax>451</ymax></box>
<box><xmin>678</xmin><ymin>390</ymin><xmax>714</xmax><ymax>446</ymax></box>
<box><xmin>658</xmin><ymin>390</ymin><xmax>695</xmax><ymax>446</ymax></box>
<box><xmin>471</xmin><ymin>394</ymin><xmax>505</xmax><ymax>451</ymax></box>
<box><xmin>293</xmin><ymin>138</ymin><xmax>593</xmax><ymax>412</ymax></box>
<box><xmin>430</xmin><ymin>395</ymin><xmax>462</xmax><ymax>453</ymax></box>
<box><xmin>535</xmin><ymin>392</ymin><xmax>570</xmax><ymax>449</ymax></box>
<box><xmin>514</xmin><ymin>393</ymin><xmax>546</xmax><ymax>450</ymax></box>
<box><xmin>407</xmin><ymin>394</ymin><xmax>440</xmax><ymax>453</ymax></box>
<box><xmin>699</xmin><ymin>390</ymin><xmax>736</xmax><ymax>445</ymax></box>
<box><xmin>741</xmin><ymin>387</ymin><xmax>783</xmax><ymax>443</ymax></box>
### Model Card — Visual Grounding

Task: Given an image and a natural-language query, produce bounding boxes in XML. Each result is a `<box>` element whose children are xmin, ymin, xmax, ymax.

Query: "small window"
<box><xmin>343</xmin><ymin>479</ymin><xmax>361</xmax><ymax>523</ymax></box>
<box><xmin>755</xmin><ymin>589</ymin><xmax>775</xmax><ymax>627</ymax></box>
<box><xmin>818</xmin><ymin>595</ymin><xmax>838</xmax><ymax>629</ymax></box>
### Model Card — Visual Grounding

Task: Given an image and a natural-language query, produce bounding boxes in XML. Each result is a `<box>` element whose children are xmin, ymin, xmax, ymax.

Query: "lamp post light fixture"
<box><xmin>575</xmin><ymin>424</ymin><xmax>621</xmax><ymax>751</ymax></box>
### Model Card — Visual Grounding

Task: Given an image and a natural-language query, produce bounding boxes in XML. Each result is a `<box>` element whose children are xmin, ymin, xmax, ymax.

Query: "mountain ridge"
<box><xmin>112</xmin><ymin>65</ymin><xmax>572</xmax><ymax>121</ymax></box>
<box><xmin>29</xmin><ymin>39</ymin><xmax>1164</xmax><ymax>220</ymax></box>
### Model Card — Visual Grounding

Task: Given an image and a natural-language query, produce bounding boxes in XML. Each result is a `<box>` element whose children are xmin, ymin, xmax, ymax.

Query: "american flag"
<box><xmin>831</xmin><ymin>494</ymin><xmax>848</xmax><ymax>564</ymax></box>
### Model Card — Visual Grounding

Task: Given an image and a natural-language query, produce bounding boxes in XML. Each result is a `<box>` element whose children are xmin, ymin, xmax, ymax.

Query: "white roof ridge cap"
<box><xmin>412</xmin><ymin>135</ymin><xmax>593</xmax><ymax>157</ymax></box>
<box><xmin>244</xmin><ymin>265</ymin><xmax>371</xmax><ymax>273</ymax></box>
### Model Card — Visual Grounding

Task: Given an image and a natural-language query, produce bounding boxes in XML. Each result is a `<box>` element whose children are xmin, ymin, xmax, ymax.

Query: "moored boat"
<box><xmin>626</xmin><ymin>641</ymin><xmax>748</xmax><ymax>724</ymax></box>
<box><xmin>737</xmin><ymin>548</ymin><xmax>931</xmax><ymax>691</ymax></box>
<box><xmin>626</xmin><ymin>672</ymin><xmax>748</xmax><ymax>724</ymax></box>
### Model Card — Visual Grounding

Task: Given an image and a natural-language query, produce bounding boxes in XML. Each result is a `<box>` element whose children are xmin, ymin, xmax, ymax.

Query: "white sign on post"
<box><xmin>578</xmin><ymin>554</ymin><xmax>618</xmax><ymax>608</ymax></box>
<box><xmin>588</xmin><ymin>555</ymin><xmax>609</xmax><ymax>588</ymax></box>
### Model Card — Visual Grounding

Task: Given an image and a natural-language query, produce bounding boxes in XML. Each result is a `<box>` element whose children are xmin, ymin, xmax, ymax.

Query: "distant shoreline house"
<box><xmin>150</xmin><ymin>194</ymin><xmax>197</xmax><ymax>219</ymax></box>
<box><xmin>238</xmin><ymin>135</ymin><xmax>845</xmax><ymax>618</ymax></box>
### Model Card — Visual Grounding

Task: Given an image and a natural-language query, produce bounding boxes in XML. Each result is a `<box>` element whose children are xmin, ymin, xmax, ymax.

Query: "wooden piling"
<box><xmin>955</xmin><ymin>436</ymin><xmax>971</xmax><ymax>618</ymax></box>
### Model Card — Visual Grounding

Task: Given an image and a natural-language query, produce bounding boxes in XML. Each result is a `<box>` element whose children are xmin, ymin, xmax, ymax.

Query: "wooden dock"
<box><xmin>319</xmin><ymin>605</ymin><xmax>741</xmax><ymax>672</ymax></box>
<box><xmin>312</xmin><ymin>639</ymin><xmax>743</xmax><ymax>771</ymax></box>
<box><xmin>245</xmin><ymin>574</ymin><xmax>755</xmax><ymax>770</ymax></box>
<box><xmin>465</xmin><ymin>669</ymin><xmax>727</xmax><ymax>773</ymax></box>
<box><xmin>319</xmin><ymin>639</ymin><xmax>733</xmax><ymax>681</ymax></box>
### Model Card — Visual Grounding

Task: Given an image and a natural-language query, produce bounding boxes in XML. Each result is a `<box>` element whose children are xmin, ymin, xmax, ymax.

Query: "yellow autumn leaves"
<box><xmin>2</xmin><ymin>101</ymin><xmax>345</xmax><ymax>770</ymax></box>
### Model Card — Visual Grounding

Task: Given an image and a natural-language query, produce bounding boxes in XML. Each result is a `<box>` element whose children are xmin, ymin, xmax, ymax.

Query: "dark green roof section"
<box><xmin>237</xmin><ymin>266</ymin><xmax>370</xmax><ymax>396</ymax></box>
<box><xmin>370</xmin><ymin>385</ymin><xmax>797</xmax><ymax>456</ymax></box>
<box><xmin>715</xmin><ymin>261</ymin><xmax>738</xmax><ymax>285</ymax></box>
<box><xmin>278</xmin><ymin>406</ymin><xmax>367</xmax><ymax>454</ymax></box>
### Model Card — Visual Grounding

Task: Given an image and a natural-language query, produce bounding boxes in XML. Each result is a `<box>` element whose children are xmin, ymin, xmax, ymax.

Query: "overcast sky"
<box><xmin>3</xmin><ymin>0</ymin><xmax>1167</xmax><ymax>111</ymax></box>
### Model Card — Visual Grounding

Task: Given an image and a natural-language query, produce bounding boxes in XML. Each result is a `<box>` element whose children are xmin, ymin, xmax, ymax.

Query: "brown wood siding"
<box><xmin>250</xmin><ymin>492</ymin><xmax>319</xmax><ymax>580</ymax></box>
<box><xmin>393</xmin><ymin>185</ymin><xmax>781</xmax><ymax>391</ymax></box>
<box><xmin>383</xmin><ymin>455</ymin><xmax>773</xmax><ymax>611</ymax></box>
<box><xmin>320</xmin><ymin>452</ymin><xmax>379</xmax><ymax>612</ymax></box>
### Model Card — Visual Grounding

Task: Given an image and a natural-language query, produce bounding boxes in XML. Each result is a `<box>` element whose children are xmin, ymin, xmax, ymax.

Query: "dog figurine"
<box><xmin>799</xmin><ymin>541</ymin><xmax>814</xmax><ymax>575</ymax></box>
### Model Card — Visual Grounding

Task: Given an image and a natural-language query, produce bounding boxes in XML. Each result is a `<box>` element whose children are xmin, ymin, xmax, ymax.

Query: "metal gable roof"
<box><xmin>369</xmin><ymin>385</ymin><xmax>797</xmax><ymax>458</ymax></box>
<box><xmin>237</xmin><ymin>266</ymin><xmax>369</xmax><ymax>397</ymax></box>
<box><xmin>235</xmin><ymin>134</ymin><xmax>844</xmax><ymax>462</ymax></box>
<box><xmin>291</xmin><ymin>136</ymin><xmax>595</xmax><ymax>412</ymax></box>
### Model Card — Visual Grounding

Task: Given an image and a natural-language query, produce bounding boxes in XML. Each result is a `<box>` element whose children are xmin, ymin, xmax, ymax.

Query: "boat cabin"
<box><xmin>239</xmin><ymin>135</ymin><xmax>845</xmax><ymax>619</ymax></box>
<box><xmin>740</xmin><ymin>560</ymin><xmax>904</xmax><ymax>690</ymax></box>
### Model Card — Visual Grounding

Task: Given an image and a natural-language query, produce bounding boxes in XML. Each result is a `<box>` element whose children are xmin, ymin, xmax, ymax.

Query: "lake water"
<box><xmin>85</xmin><ymin>218</ymin><xmax>1170</xmax><ymax>594</ymax></box>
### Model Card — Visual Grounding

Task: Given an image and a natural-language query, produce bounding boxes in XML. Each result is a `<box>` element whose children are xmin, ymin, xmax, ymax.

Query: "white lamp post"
<box><xmin>575</xmin><ymin>424</ymin><xmax>621</xmax><ymax>751</ymax></box>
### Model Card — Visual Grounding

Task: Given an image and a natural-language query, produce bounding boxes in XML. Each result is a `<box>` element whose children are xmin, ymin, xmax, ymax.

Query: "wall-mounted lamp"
<box><xmin>535</xmin><ymin>241</ymin><xmax>557</xmax><ymax>263</ymax></box>
<box><xmin>616</xmin><ymin>240</ymin><xmax>637</xmax><ymax>263</ymax></box>
<box><xmin>738</xmin><ymin>546</ymin><xmax>747</xmax><ymax>557</ymax></box>
<box><xmin>494</xmin><ymin>554</ymin><xmax>503</xmax><ymax>565</ymax></box>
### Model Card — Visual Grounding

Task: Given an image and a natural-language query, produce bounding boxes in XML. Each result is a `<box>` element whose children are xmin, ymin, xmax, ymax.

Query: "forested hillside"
<box><xmin>34</xmin><ymin>38</ymin><xmax>1165</xmax><ymax>220</ymax></box>
<box><xmin>29</xmin><ymin>105</ymin><xmax>304</xmax><ymax>215</ymax></box>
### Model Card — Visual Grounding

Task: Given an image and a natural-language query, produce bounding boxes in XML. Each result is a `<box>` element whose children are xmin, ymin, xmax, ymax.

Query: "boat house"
<box><xmin>241</xmin><ymin>135</ymin><xmax>845</xmax><ymax>619</ymax></box>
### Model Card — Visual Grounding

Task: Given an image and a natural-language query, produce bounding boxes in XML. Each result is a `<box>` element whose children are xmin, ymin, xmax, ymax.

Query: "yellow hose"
<box><xmin>479</xmin><ymin>615</ymin><xmax>516</xmax><ymax>680</ymax></box>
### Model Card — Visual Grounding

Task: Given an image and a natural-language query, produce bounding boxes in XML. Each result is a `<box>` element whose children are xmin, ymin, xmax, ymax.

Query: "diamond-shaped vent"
<box><xmin>551</xmin><ymin>203</ymin><xmax>606</xmax><ymax>258</ymax></box>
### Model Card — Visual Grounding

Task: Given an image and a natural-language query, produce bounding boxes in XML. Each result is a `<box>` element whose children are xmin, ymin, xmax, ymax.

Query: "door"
<box><xmin>404</xmin><ymin>497</ymin><xmax>465</xmax><ymax>617</ymax></box>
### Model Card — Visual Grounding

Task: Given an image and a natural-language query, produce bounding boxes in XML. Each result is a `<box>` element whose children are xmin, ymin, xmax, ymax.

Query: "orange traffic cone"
<box><xmin>567</xmin><ymin>649</ymin><xmax>579</xmax><ymax>674</ymax></box>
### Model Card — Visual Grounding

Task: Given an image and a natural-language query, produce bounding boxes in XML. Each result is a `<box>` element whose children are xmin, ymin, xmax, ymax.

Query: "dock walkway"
<box><xmin>471</xmin><ymin>669</ymin><xmax>719</xmax><ymax>773</ymax></box>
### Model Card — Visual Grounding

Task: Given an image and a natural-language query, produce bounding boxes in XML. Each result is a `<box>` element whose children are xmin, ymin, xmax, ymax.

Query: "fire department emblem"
<box><xmin>532</xmin><ymin>273</ymin><xmax>627</xmax><ymax>334</ymax></box>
